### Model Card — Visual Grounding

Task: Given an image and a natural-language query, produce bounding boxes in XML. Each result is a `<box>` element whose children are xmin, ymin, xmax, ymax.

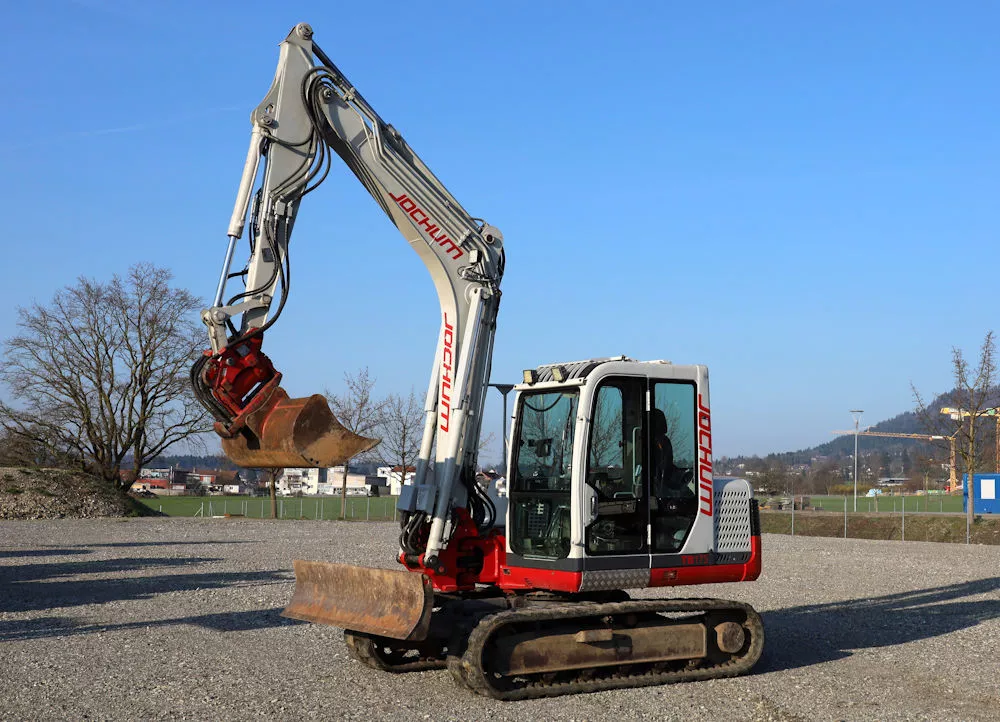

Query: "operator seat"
<box><xmin>650</xmin><ymin>409</ymin><xmax>681</xmax><ymax>496</ymax></box>
<box><xmin>649</xmin><ymin>408</ymin><xmax>695</xmax><ymax>551</ymax></box>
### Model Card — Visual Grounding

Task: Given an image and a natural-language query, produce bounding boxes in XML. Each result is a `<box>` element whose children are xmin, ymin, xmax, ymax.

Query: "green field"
<box><xmin>138</xmin><ymin>494</ymin><xmax>398</xmax><ymax>520</ymax></box>
<box><xmin>761</xmin><ymin>509</ymin><xmax>1000</xmax><ymax>544</ymax></box>
<box><xmin>141</xmin><ymin>492</ymin><xmax>967</xmax><ymax>520</ymax></box>
<box><xmin>803</xmin><ymin>494</ymin><xmax>966</xmax><ymax>514</ymax></box>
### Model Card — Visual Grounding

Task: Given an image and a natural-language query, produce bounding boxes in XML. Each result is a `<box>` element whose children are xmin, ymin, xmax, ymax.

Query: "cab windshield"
<box><xmin>508</xmin><ymin>389</ymin><xmax>578</xmax><ymax>559</ymax></box>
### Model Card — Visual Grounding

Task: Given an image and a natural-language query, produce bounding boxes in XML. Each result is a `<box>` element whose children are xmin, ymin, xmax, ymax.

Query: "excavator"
<box><xmin>193</xmin><ymin>23</ymin><xmax>764</xmax><ymax>699</ymax></box>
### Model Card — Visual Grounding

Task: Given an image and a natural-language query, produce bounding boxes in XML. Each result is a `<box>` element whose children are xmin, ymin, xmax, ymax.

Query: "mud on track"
<box><xmin>1</xmin><ymin>518</ymin><xmax>998</xmax><ymax>721</ymax></box>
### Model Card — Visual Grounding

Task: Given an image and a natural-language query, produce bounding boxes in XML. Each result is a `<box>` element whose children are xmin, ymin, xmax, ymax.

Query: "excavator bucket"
<box><xmin>221</xmin><ymin>388</ymin><xmax>379</xmax><ymax>469</ymax></box>
<box><xmin>281</xmin><ymin>560</ymin><xmax>434</xmax><ymax>641</ymax></box>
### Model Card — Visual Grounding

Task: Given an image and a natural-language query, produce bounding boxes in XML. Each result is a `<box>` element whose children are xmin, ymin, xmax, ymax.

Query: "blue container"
<box><xmin>962</xmin><ymin>474</ymin><xmax>1000</xmax><ymax>514</ymax></box>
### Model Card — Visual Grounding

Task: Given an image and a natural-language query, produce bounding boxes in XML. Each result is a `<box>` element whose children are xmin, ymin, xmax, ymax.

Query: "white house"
<box><xmin>378</xmin><ymin>466</ymin><xmax>416</xmax><ymax>496</ymax></box>
<box><xmin>276</xmin><ymin>467</ymin><xmax>327</xmax><ymax>495</ymax></box>
<box><xmin>279</xmin><ymin>466</ymin><xmax>380</xmax><ymax>495</ymax></box>
<box><xmin>319</xmin><ymin>468</ymin><xmax>370</xmax><ymax>496</ymax></box>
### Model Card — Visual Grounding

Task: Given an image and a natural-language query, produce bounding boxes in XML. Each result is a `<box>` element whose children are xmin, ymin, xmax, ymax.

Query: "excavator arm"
<box><xmin>192</xmin><ymin>23</ymin><xmax>504</xmax><ymax>568</ymax></box>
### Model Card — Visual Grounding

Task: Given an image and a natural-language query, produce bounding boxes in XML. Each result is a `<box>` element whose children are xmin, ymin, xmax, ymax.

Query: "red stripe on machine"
<box><xmin>440</xmin><ymin>313</ymin><xmax>454</xmax><ymax>433</ymax></box>
<box><xmin>697</xmin><ymin>393</ymin><xmax>713</xmax><ymax>517</ymax></box>
<box><xmin>389</xmin><ymin>192</ymin><xmax>464</xmax><ymax>260</ymax></box>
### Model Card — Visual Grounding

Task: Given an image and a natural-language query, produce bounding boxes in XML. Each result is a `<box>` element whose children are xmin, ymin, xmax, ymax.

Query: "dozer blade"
<box><xmin>221</xmin><ymin>387</ymin><xmax>379</xmax><ymax>468</ymax></box>
<box><xmin>281</xmin><ymin>560</ymin><xmax>434</xmax><ymax>641</ymax></box>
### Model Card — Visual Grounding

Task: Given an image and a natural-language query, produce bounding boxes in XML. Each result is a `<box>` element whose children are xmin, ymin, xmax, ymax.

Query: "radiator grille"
<box><xmin>714</xmin><ymin>479</ymin><xmax>753</xmax><ymax>554</ymax></box>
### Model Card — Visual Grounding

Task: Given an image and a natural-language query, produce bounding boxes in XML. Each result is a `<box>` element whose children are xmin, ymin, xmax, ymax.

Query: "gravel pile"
<box><xmin>0</xmin><ymin>467</ymin><xmax>140</xmax><ymax>520</ymax></box>
<box><xmin>1</xmin><ymin>519</ymin><xmax>998</xmax><ymax>721</ymax></box>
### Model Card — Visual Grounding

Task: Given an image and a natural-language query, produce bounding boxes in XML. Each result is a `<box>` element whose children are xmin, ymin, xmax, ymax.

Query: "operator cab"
<box><xmin>507</xmin><ymin>357</ymin><xmax>714</xmax><ymax>572</ymax></box>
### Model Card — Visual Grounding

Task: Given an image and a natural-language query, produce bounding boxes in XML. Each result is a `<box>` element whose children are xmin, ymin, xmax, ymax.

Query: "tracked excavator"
<box><xmin>193</xmin><ymin>23</ymin><xmax>764</xmax><ymax>699</ymax></box>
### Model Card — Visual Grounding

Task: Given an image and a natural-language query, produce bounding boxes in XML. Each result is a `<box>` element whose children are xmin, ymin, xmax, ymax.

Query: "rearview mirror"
<box><xmin>528</xmin><ymin>438</ymin><xmax>553</xmax><ymax>457</ymax></box>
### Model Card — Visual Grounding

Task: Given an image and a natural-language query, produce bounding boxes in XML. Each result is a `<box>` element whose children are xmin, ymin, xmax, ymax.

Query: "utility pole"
<box><xmin>850</xmin><ymin>410</ymin><xmax>864</xmax><ymax>512</ymax></box>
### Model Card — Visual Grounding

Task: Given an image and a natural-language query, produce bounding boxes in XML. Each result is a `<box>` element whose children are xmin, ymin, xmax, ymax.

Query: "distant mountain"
<box><xmin>721</xmin><ymin>386</ymin><xmax>1000</xmax><ymax>470</ymax></box>
<box><xmin>810</xmin><ymin>408</ymin><xmax>927</xmax><ymax>459</ymax></box>
<box><xmin>144</xmin><ymin>453</ymin><xmax>239</xmax><ymax>471</ymax></box>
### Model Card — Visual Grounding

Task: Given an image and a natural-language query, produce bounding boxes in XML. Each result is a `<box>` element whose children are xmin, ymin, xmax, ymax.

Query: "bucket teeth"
<box><xmin>221</xmin><ymin>388</ymin><xmax>379</xmax><ymax>468</ymax></box>
<box><xmin>282</xmin><ymin>560</ymin><xmax>434</xmax><ymax>641</ymax></box>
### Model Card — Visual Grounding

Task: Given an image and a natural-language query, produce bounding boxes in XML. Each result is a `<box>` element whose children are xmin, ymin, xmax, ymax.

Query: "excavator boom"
<box><xmin>193</xmin><ymin>22</ymin><xmax>505</xmax><ymax>641</ymax></box>
<box><xmin>193</xmin><ymin>22</ymin><xmax>503</xmax><ymax>485</ymax></box>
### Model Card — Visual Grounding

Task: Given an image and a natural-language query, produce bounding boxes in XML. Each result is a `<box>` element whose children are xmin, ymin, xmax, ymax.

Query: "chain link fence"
<box><xmin>141</xmin><ymin>495</ymin><xmax>398</xmax><ymax>521</ymax></box>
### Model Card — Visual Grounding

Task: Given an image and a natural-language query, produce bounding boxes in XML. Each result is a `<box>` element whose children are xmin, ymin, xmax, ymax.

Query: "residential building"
<box><xmin>320</xmin><ymin>466</ymin><xmax>374</xmax><ymax>496</ymax></box>
<box><xmin>378</xmin><ymin>466</ymin><xmax>416</xmax><ymax>495</ymax></box>
<box><xmin>129</xmin><ymin>467</ymin><xmax>248</xmax><ymax>496</ymax></box>
<box><xmin>130</xmin><ymin>476</ymin><xmax>171</xmax><ymax>494</ymax></box>
<box><xmin>275</xmin><ymin>467</ymin><xmax>378</xmax><ymax>496</ymax></box>
<box><xmin>276</xmin><ymin>467</ymin><xmax>327</xmax><ymax>495</ymax></box>
<box><xmin>214</xmin><ymin>471</ymin><xmax>251</xmax><ymax>495</ymax></box>
<box><xmin>478</xmin><ymin>469</ymin><xmax>507</xmax><ymax>496</ymax></box>
<box><xmin>130</xmin><ymin>467</ymin><xmax>187</xmax><ymax>496</ymax></box>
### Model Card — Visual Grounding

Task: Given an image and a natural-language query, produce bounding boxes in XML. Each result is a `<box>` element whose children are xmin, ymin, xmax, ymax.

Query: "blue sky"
<box><xmin>2</xmin><ymin>1</ymin><xmax>998</xmax><ymax>461</ymax></box>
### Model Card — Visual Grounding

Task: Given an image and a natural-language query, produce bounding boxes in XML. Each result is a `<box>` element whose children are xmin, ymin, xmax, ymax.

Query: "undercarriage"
<box><xmin>343</xmin><ymin>591</ymin><xmax>764</xmax><ymax>700</ymax></box>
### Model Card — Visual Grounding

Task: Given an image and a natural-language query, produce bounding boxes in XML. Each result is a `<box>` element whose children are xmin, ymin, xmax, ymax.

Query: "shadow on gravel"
<box><xmin>0</xmin><ymin>549</ymin><xmax>91</xmax><ymax>558</ymax></box>
<box><xmin>0</xmin><ymin>555</ymin><xmax>292</xmax><ymax>613</ymax></box>
<box><xmin>68</xmin><ymin>541</ymin><xmax>263</xmax><ymax>549</ymax></box>
<box><xmin>760</xmin><ymin>577</ymin><xmax>1000</xmax><ymax>672</ymax></box>
<box><xmin>0</xmin><ymin>607</ymin><xmax>304</xmax><ymax>642</ymax></box>
<box><xmin>0</xmin><ymin>556</ymin><xmax>223</xmax><ymax>583</ymax></box>
<box><xmin>0</xmin><ymin>540</ymin><xmax>258</xmax><ymax>560</ymax></box>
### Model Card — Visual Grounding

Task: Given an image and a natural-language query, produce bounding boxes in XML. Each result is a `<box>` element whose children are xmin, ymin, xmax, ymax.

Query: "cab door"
<box><xmin>582</xmin><ymin>376</ymin><xmax>649</xmax><ymax>567</ymax></box>
<box><xmin>647</xmin><ymin>379</ymin><xmax>699</xmax><ymax>558</ymax></box>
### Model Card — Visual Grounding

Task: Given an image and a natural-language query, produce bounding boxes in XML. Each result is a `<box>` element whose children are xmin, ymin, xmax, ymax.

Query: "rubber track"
<box><xmin>343</xmin><ymin>631</ymin><xmax>447</xmax><ymax>673</ymax></box>
<box><xmin>451</xmin><ymin>598</ymin><xmax>764</xmax><ymax>700</ymax></box>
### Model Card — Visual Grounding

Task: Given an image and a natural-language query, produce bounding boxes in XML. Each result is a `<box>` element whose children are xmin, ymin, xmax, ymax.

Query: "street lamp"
<box><xmin>850</xmin><ymin>409</ymin><xmax>864</xmax><ymax>512</ymax></box>
<box><xmin>489</xmin><ymin>383</ymin><xmax>515</xmax><ymax>475</ymax></box>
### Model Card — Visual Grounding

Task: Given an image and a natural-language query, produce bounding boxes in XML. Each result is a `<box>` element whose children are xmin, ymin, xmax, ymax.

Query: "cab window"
<box><xmin>508</xmin><ymin>390</ymin><xmax>578</xmax><ymax>559</ymax></box>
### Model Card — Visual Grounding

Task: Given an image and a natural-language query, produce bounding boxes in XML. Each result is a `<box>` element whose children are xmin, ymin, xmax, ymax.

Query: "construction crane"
<box><xmin>940</xmin><ymin>406</ymin><xmax>1000</xmax><ymax>476</ymax></box>
<box><xmin>831</xmin><ymin>430</ymin><xmax>958</xmax><ymax>492</ymax></box>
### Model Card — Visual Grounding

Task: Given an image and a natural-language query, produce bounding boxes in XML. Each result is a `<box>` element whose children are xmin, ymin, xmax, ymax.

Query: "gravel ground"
<box><xmin>1</xmin><ymin>519</ymin><xmax>998</xmax><ymax>721</ymax></box>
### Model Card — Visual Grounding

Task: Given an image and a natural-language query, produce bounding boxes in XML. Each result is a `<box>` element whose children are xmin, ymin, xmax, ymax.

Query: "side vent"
<box><xmin>713</xmin><ymin>477</ymin><xmax>753</xmax><ymax>562</ymax></box>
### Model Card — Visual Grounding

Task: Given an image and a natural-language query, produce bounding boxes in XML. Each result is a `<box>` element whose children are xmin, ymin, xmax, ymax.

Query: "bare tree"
<box><xmin>477</xmin><ymin>431</ymin><xmax>497</xmax><ymax>463</ymax></box>
<box><xmin>757</xmin><ymin>458</ymin><xmax>789</xmax><ymax>497</ymax></box>
<box><xmin>806</xmin><ymin>458</ymin><xmax>842</xmax><ymax>495</ymax></box>
<box><xmin>0</xmin><ymin>429</ymin><xmax>56</xmax><ymax>468</ymax></box>
<box><xmin>589</xmin><ymin>403</ymin><xmax>622</xmax><ymax>469</ymax></box>
<box><xmin>0</xmin><ymin>264</ymin><xmax>212</xmax><ymax>492</ymax></box>
<box><xmin>377</xmin><ymin>390</ymin><xmax>423</xmax><ymax>491</ymax></box>
<box><xmin>914</xmin><ymin>330</ymin><xmax>997</xmax><ymax>540</ymax></box>
<box><xmin>326</xmin><ymin>368</ymin><xmax>386</xmax><ymax>519</ymax></box>
<box><xmin>267</xmin><ymin>468</ymin><xmax>280</xmax><ymax>519</ymax></box>
<box><xmin>909</xmin><ymin>453</ymin><xmax>938</xmax><ymax>498</ymax></box>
